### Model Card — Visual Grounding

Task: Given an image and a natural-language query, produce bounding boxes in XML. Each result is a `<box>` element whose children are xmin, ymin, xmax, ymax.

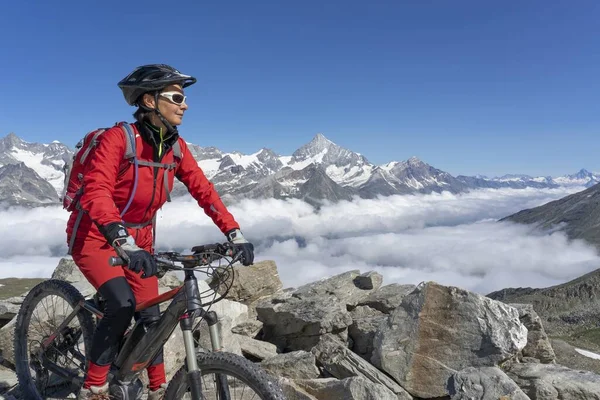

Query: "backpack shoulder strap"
<box><xmin>78</xmin><ymin>129</ymin><xmax>106</xmax><ymax>164</ymax></box>
<box><xmin>172</xmin><ymin>139</ymin><xmax>182</xmax><ymax>160</ymax></box>
<box><xmin>117</xmin><ymin>122</ymin><xmax>136</xmax><ymax>159</ymax></box>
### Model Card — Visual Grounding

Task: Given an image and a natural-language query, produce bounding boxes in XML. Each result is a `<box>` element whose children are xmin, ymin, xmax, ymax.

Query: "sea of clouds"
<box><xmin>1</xmin><ymin>186</ymin><xmax>598</xmax><ymax>295</ymax></box>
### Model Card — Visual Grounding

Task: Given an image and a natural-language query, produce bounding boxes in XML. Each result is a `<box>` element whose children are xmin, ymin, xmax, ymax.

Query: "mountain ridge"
<box><xmin>500</xmin><ymin>183</ymin><xmax>600</xmax><ymax>249</ymax></box>
<box><xmin>0</xmin><ymin>132</ymin><xmax>595</xmax><ymax>207</ymax></box>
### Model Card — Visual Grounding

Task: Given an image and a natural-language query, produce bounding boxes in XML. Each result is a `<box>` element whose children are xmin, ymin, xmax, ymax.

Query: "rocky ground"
<box><xmin>2</xmin><ymin>259</ymin><xmax>600</xmax><ymax>399</ymax></box>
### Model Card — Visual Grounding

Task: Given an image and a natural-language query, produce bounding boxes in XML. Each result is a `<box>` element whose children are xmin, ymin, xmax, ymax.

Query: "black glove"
<box><xmin>100</xmin><ymin>222</ymin><xmax>158</xmax><ymax>279</ymax></box>
<box><xmin>226</xmin><ymin>229</ymin><xmax>254</xmax><ymax>266</ymax></box>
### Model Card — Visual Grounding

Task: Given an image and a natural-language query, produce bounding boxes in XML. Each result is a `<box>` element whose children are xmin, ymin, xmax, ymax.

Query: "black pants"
<box><xmin>90</xmin><ymin>276</ymin><xmax>163</xmax><ymax>366</ymax></box>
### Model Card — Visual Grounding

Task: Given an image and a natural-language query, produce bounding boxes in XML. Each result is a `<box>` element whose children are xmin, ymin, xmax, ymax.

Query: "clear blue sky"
<box><xmin>1</xmin><ymin>0</ymin><xmax>599</xmax><ymax>177</ymax></box>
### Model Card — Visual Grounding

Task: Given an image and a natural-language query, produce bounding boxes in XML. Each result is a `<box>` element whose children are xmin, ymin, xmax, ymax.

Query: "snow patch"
<box><xmin>10</xmin><ymin>147</ymin><xmax>64</xmax><ymax>195</ymax></box>
<box><xmin>554</xmin><ymin>176</ymin><xmax>596</xmax><ymax>187</ymax></box>
<box><xmin>198</xmin><ymin>158</ymin><xmax>222</xmax><ymax>178</ymax></box>
<box><xmin>575</xmin><ymin>348</ymin><xmax>600</xmax><ymax>360</ymax></box>
<box><xmin>289</xmin><ymin>148</ymin><xmax>328</xmax><ymax>170</ymax></box>
<box><xmin>279</xmin><ymin>156</ymin><xmax>292</xmax><ymax>167</ymax></box>
<box><xmin>380</xmin><ymin>161</ymin><xmax>399</xmax><ymax>172</ymax></box>
<box><xmin>227</xmin><ymin>151</ymin><xmax>262</xmax><ymax>168</ymax></box>
<box><xmin>326</xmin><ymin>164</ymin><xmax>374</xmax><ymax>187</ymax></box>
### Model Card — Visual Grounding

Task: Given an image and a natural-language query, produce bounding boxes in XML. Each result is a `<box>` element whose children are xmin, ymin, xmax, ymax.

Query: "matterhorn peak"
<box><xmin>403</xmin><ymin>156</ymin><xmax>426</xmax><ymax>167</ymax></box>
<box><xmin>309</xmin><ymin>133</ymin><xmax>334</xmax><ymax>147</ymax></box>
<box><xmin>292</xmin><ymin>133</ymin><xmax>337</xmax><ymax>160</ymax></box>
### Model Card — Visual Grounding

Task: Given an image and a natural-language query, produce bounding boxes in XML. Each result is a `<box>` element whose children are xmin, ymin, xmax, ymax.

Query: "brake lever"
<box><xmin>231</xmin><ymin>250</ymin><xmax>244</xmax><ymax>264</ymax></box>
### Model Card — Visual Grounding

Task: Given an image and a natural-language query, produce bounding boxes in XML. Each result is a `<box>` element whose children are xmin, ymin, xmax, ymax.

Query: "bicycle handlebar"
<box><xmin>108</xmin><ymin>242</ymin><xmax>241</xmax><ymax>270</ymax></box>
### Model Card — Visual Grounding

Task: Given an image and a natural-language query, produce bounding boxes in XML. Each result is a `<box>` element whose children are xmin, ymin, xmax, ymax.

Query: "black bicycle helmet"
<box><xmin>118</xmin><ymin>64</ymin><xmax>197</xmax><ymax>106</ymax></box>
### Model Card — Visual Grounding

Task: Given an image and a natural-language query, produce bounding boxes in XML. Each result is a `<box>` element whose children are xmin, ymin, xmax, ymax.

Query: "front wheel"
<box><xmin>165</xmin><ymin>351</ymin><xmax>285</xmax><ymax>400</ymax></box>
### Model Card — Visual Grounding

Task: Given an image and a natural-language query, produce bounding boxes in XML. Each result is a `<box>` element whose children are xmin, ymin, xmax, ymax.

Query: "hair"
<box><xmin>133</xmin><ymin>107</ymin><xmax>150</xmax><ymax>123</ymax></box>
<box><xmin>132</xmin><ymin>91</ymin><xmax>157</xmax><ymax>122</ymax></box>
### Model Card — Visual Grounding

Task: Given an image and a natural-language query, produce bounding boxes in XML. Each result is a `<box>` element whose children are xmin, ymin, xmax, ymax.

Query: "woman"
<box><xmin>67</xmin><ymin>64</ymin><xmax>254</xmax><ymax>400</ymax></box>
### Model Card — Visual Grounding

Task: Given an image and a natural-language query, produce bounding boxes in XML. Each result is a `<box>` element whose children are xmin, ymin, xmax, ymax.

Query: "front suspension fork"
<box><xmin>180</xmin><ymin>309</ymin><xmax>224</xmax><ymax>400</ymax></box>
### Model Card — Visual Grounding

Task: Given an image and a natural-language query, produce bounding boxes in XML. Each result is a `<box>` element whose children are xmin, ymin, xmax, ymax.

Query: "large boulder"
<box><xmin>372</xmin><ymin>282</ymin><xmax>528</xmax><ymax>398</ymax></box>
<box><xmin>52</xmin><ymin>257</ymin><xmax>94</xmax><ymax>298</ymax></box>
<box><xmin>507</xmin><ymin>363</ymin><xmax>600</xmax><ymax>400</ymax></box>
<box><xmin>256</xmin><ymin>292</ymin><xmax>353</xmax><ymax>351</ymax></box>
<box><xmin>210</xmin><ymin>260</ymin><xmax>283</xmax><ymax>317</ymax></box>
<box><xmin>448</xmin><ymin>367</ymin><xmax>530</xmax><ymax>400</ymax></box>
<box><xmin>355</xmin><ymin>283</ymin><xmax>416</xmax><ymax>314</ymax></box>
<box><xmin>0</xmin><ymin>319</ymin><xmax>16</xmax><ymax>368</ymax></box>
<box><xmin>194</xmin><ymin>278</ymin><xmax>249</xmax><ymax>355</ymax></box>
<box><xmin>51</xmin><ymin>257</ymin><xmax>86</xmax><ymax>282</ymax></box>
<box><xmin>293</xmin><ymin>270</ymin><xmax>383</xmax><ymax>306</ymax></box>
<box><xmin>0</xmin><ymin>298</ymin><xmax>21</xmax><ymax>328</ymax></box>
<box><xmin>510</xmin><ymin>303</ymin><xmax>556</xmax><ymax>363</ymax></box>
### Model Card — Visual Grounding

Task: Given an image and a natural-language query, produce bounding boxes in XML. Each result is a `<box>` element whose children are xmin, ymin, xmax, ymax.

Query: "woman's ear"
<box><xmin>141</xmin><ymin>93</ymin><xmax>156</xmax><ymax>109</ymax></box>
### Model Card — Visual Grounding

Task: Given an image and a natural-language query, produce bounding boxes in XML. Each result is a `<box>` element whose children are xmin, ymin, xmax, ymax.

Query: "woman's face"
<box><xmin>143</xmin><ymin>83</ymin><xmax>188</xmax><ymax>127</ymax></box>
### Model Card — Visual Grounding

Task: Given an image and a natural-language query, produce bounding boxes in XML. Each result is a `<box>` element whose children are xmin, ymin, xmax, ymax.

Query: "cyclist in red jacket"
<box><xmin>68</xmin><ymin>64</ymin><xmax>254</xmax><ymax>400</ymax></box>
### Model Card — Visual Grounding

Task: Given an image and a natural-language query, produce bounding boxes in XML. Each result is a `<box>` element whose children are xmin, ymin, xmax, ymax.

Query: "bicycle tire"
<box><xmin>165</xmin><ymin>351</ymin><xmax>286</xmax><ymax>400</ymax></box>
<box><xmin>14</xmin><ymin>279</ymin><xmax>95</xmax><ymax>399</ymax></box>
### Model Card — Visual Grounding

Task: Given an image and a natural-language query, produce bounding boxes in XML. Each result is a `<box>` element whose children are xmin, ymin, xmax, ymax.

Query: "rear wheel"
<box><xmin>14</xmin><ymin>279</ymin><xmax>95</xmax><ymax>399</ymax></box>
<box><xmin>165</xmin><ymin>351</ymin><xmax>285</xmax><ymax>400</ymax></box>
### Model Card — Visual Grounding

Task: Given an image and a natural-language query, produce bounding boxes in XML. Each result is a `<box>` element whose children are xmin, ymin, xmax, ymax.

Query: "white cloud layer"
<box><xmin>1</xmin><ymin>186</ymin><xmax>598</xmax><ymax>296</ymax></box>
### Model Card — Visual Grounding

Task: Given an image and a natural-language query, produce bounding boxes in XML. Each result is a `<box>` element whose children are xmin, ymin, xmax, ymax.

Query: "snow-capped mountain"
<box><xmin>553</xmin><ymin>169</ymin><xmax>600</xmax><ymax>188</ymax></box>
<box><xmin>0</xmin><ymin>162</ymin><xmax>59</xmax><ymax>206</ymax></box>
<box><xmin>455</xmin><ymin>174</ymin><xmax>558</xmax><ymax>190</ymax></box>
<box><xmin>0</xmin><ymin>131</ymin><xmax>593</xmax><ymax>208</ymax></box>
<box><xmin>0</xmin><ymin>133</ymin><xmax>72</xmax><ymax>196</ymax></box>
<box><xmin>287</xmin><ymin>133</ymin><xmax>374</xmax><ymax>188</ymax></box>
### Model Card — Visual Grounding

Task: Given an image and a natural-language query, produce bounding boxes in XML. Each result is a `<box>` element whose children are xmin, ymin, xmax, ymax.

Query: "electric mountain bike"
<box><xmin>13</xmin><ymin>242</ymin><xmax>285</xmax><ymax>400</ymax></box>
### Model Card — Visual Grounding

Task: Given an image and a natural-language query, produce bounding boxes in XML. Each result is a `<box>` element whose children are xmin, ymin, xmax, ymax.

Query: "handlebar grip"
<box><xmin>109</xmin><ymin>256</ymin><xmax>126</xmax><ymax>266</ymax></box>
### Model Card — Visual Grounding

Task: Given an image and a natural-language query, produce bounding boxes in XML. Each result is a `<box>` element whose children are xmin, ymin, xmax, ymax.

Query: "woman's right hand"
<box><xmin>116</xmin><ymin>237</ymin><xmax>158</xmax><ymax>278</ymax></box>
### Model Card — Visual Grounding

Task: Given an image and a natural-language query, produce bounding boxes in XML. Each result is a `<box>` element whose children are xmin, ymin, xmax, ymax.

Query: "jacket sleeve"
<box><xmin>79</xmin><ymin>127</ymin><xmax>126</xmax><ymax>228</ymax></box>
<box><xmin>175</xmin><ymin>139</ymin><xmax>240</xmax><ymax>234</ymax></box>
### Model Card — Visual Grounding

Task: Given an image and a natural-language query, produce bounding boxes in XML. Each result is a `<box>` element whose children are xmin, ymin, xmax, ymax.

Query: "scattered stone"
<box><xmin>231</xmin><ymin>320</ymin><xmax>263</xmax><ymax>338</ymax></box>
<box><xmin>510</xmin><ymin>303</ymin><xmax>556</xmax><ymax>363</ymax></box>
<box><xmin>278</xmin><ymin>378</ymin><xmax>318</xmax><ymax>400</ymax></box>
<box><xmin>348</xmin><ymin>305</ymin><xmax>386</xmax><ymax>360</ymax></box>
<box><xmin>311</xmin><ymin>334</ymin><xmax>412</xmax><ymax>399</ymax></box>
<box><xmin>449</xmin><ymin>367</ymin><xmax>530</xmax><ymax>400</ymax></box>
<box><xmin>507</xmin><ymin>363</ymin><xmax>600</xmax><ymax>400</ymax></box>
<box><xmin>294</xmin><ymin>377</ymin><xmax>399</xmax><ymax>400</ymax></box>
<box><xmin>235</xmin><ymin>334</ymin><xmax>278</xmax><ymax>361</ymax></box>
<box><xmin>262</xmin><ymin>351</ymin><xmax>320</xmax><ymax>380</ymax></box>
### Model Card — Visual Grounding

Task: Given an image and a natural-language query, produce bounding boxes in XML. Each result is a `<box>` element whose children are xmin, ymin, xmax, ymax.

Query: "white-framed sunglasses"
<box><xmin>159</xmin><ymin>91</ymin><xmax>187</xmax><ymax>105</ymax></box>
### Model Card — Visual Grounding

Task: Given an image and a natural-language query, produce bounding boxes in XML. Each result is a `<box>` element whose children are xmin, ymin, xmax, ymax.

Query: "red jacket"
<box><xmin>66</xmin><ymin>123</ymin><xmax>239</xmax><ymax>249</ymax></box>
